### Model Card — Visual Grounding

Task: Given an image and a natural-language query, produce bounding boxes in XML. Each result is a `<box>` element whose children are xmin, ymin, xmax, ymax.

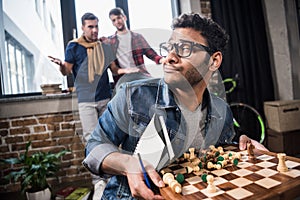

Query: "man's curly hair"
<box><xmin>172</xmin><ymin>13</ymin><xmax>229</xmax><ymax>55</ymax></box>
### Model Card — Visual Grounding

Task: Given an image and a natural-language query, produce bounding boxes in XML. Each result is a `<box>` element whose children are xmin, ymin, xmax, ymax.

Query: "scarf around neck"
<box><xmin>72</xmin><ymin>35</ymin><xmax>105</xmax><ymax>83</ymax></box>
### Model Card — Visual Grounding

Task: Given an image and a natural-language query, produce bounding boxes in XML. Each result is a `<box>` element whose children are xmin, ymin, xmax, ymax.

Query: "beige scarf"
<box><xmin>72</xmin><ymin>35</ymin><xmax>105</xmax><ymax>83</ymax></box>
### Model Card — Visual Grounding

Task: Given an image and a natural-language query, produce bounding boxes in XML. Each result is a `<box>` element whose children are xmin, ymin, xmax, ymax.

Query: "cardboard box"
<box><xmin>266</xmin><ymin>129</ymin><xmax>300</xmax><ymax>156</ymax></box>
<box><xmin>264</xmin><ymin>100</ymin><xmax>300</xmax><ymax>132</ymax></box>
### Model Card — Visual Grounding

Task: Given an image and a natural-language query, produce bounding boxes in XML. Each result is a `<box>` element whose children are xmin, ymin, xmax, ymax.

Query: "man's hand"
<box><xmin>126</xmin><ymin>162</ymin><xmax>165</xmax><ymax>199</ymax></box>
<box><xmin>159</xmin><ymin>57</ymin><xmax>166</xmax><ymax>64</ymax></box>
<box><xmin>48</xmin><ymin>56</ymin><xmax>72</xmax><ymax>75</ymax></box>
<box><xmin>48</xmin><ymin>56</ymin><xmax>62</xmax><ymax>66</ymax></box>
<box><xmin>126</xmin><ymin>157</ymin><xmax>165</xmax><ymax>199</ymax></box>
<box><xmin>123</xmin><ymin>67</ymin><xmax>142</xmax><ymax>74</ymax></box>
<box><xmin>239</xmin><ymin>134</ymin><xmax>269</xmax><ymax>152</ymax></box>
<box><xmin>102</xmin><ymin>152</ymin><xmax>165</xmax><ymax>199</ymax></box>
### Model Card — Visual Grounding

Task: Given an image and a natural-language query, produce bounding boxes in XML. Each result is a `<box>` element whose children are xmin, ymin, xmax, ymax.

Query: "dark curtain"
<box><xmin>211</xmin><ymin>0</ymin><xmax>275</xmax><ymax>119</ymax></box>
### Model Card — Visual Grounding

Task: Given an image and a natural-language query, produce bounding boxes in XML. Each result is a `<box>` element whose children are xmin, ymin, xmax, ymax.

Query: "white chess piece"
<box><xmin>163</xmin><ymin>173</ymin><xmax>182</xmax><ymax>193</ymax></box>
<box><xmin>277</xmin><ymin>153</ymin><xmax>288</xmax><ymax>172</ymax></box>
<box><xmin>206</xmin><ymin>175</ymin><xmax>217</xmax><ymax>193</ymax></box>
<box><xmin>189</xmin><ymin>148</ymin><xmax>195</xmax><ymax>160</ymax></box>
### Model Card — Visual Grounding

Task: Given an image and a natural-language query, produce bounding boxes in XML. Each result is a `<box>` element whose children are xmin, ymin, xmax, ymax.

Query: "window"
<box><xmin>127</xmin><ymin>0</ymin><xmax>173</xmax><ymax>77</ymax></box>
<box><xmin>128</xmin><ymin>0</ymin><xmax>173</xmax><ymax>30</ymax></box>
<box><xmin>1</xmin><ymin>0</ymin><xmax>66</xmax><ymax>97</ymax></box>
<box><xmin>50</xmin><ymin>15</ymin><xmax>56</xmax><ymax>42</ymax></box>
<box><xmin>4</xmin><ymin>33</ymin><xmax>34</xmax><ymax>95</ymax></box>
<box><xmin>75</xmin><ymin>0</ymin><xmax>173</xmax><ymax>78</ymax></box>
<box><xmin>42</xmin><ymin>0</ymin><xmax>48</xmax><ymax>31</ymax></box>
<box><xmin>35</xmin><ymin>0</ymin><xmax>41</xmax><ymax>18</ymax></box>
<box><xmin>75</xmin><ymin>0</ymin><xmax>116</xmax><ymax>37</ymax></box>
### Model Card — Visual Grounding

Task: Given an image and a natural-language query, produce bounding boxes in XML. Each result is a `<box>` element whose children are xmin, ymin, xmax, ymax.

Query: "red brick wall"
<box><xmin>0</xmin><ymin>111</ymin><xmax>91</xmax><ymax>193</ymax></box>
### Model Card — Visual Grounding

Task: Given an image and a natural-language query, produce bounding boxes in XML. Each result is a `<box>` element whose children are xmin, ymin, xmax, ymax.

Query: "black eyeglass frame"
<box><xmin>159</xmin><ymin>40</ymin><xmax>214</xmax><ymax>58</ymax></box>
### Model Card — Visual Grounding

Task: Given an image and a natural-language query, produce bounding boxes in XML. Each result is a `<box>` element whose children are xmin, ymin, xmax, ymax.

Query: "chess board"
<box><xmin>159</xmin><ymin>146</ymin><xmax>300</xmax><ymax>200</ymax></box>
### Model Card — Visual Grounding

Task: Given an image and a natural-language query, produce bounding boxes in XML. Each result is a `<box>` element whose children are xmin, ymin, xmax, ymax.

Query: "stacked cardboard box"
<box><xmin>264</xmin><ymin>100</ymin><xmax>300</xmax><ymax>156</ymax></box>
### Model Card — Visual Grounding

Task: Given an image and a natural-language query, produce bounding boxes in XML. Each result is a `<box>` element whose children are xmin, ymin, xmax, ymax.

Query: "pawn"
<box><xmin>206</xmin><ymin>175</ymin><xmax>217</xmax><ymax>193</ymax></box>
<box><xmin>207</xmin><ymin>161</ymin><xmax>214</xmax><ymax>169</ymax></box>
<box><xmin>217</xmin><ymin>146</ymin><xmax>224</xmax><ymax>155</ymax></box>
<box><xmin>277</xmin><ymin>153</ymin><xmax>288</xmax><ymax>172</ymax></box>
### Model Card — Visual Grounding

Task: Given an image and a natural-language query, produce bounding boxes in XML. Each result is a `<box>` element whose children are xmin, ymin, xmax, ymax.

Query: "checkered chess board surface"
<box><xmin>160</xmin><ymin>146</ymin><xmax>300</xmax><ymax>200</ymax></box>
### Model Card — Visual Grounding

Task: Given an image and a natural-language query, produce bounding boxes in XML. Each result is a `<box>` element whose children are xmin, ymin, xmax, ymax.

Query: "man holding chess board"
<box><xmin>83</xmin><ymin>13</ymin><xmax>269</xmax><ymax>199</ymax></box>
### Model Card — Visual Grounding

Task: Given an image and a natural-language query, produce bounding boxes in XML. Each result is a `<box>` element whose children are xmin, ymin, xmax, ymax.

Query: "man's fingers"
<box><xmin>148</xmin><ymin>169</ymin><xmax>165</xmax><ymax>188</ymax></box>
<box><xmin>239</xmin><ymin>135</ymin><xmax>251</xmax><ymax>150</ymax></box>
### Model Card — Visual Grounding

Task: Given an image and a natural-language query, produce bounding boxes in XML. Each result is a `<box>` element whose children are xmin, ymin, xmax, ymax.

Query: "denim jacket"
<box><xmin>83</xmin><ymin>78</ymin><xmax>235</xmax><ymax>200</ymax></box>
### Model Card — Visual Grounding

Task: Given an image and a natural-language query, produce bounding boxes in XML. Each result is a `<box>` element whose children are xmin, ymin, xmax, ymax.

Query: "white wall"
<box><xmin>263</xmin><ymin>0</ymin><xmax>298</xmax><ymax>100</ymax></box>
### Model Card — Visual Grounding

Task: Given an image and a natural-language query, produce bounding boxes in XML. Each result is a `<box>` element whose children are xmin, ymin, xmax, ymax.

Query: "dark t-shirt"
<box><xmin>65</xmin><ymin>42</ymin><xmax>115</xmax><ymax>102</ymax></box>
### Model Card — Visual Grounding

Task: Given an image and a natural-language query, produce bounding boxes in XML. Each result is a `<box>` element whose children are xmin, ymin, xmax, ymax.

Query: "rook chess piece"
<box><xmin>277</xmin><ymin>153</ymin><xmax>288</xmax><ymax>172</ymax></box>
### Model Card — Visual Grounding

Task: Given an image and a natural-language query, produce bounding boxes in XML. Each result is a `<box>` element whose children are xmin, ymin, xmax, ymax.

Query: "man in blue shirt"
<box><xmin>83</xmin><ymin>13</ymin><xmax>267</xmax><ymax>199</ymax></box>
<box><xmin>49</xmin><ymin>12</ymin><xmax>116</xmax><ymax>199</ymax></box>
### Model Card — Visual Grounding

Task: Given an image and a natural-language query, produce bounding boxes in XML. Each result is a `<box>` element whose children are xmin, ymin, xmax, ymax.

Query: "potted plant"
<box><xmin>0</xmin><ymin>141</ymin><xmax>68</xmax><ymax>200</ymax></box>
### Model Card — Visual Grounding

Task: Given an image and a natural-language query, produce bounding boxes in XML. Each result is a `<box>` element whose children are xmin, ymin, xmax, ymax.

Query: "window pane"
<box><xmin>4</xmin><ymin>34</ymin><xmax>36</xmax><ymax>95</ymax></box>
<box><xmin>2</xmin><ymin>1</ymin><xmax>65</xmax><ymax>96</ymax></box>
<box><xmin>128</xmin><ymin>0</ymin><xmax>173</xmax><ymax>78</ymax></box>
<box><xmin>128</xmin><ymin>0</ymin><xmax>172</xmax><ymax>30</ymax></box>
<box><xmin>75</xmin><ymin>0</ymin><xmax>116</xmax><ymax>37</ymax></box>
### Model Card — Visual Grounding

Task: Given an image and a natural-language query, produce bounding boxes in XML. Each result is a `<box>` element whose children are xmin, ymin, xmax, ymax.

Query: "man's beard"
<box><xmin>117</xmin><ymin>24</ymin><xmax>126</xmax><ymax>31</ymax></box>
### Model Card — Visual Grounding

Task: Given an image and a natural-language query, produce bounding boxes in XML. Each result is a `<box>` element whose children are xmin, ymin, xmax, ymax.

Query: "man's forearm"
<box><xmin>101</xmin><ymin>152</ymin><xmax>136</xmax><ymax>176</ymax></box>
<box><xmin>59</xmin><ymin>63</ymin><xmax>68</xmax><ymax>75</ymax></box>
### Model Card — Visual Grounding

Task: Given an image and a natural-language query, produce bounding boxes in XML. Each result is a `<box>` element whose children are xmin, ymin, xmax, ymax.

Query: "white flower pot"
<box><xmin>26</xmin><ymin>188</ymin><xmax>51</xmax><ymax>200</ymax></box>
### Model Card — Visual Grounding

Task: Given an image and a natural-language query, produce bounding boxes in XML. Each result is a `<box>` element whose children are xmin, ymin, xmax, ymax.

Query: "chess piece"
<box><xmin>185</xmin><ymin>166</ymin><xmax>193</xmax><ymax>174</ymax></box>
<box><xmin>217</xmin><ymin>146</ymin><xmax>224</xmax><ymax>155</ymax></box>
<box><xmin>206</xmin><ymin>175</ymin><xmax>217</xmax><ymax>193</ymax></box>
<box><xmin>234</xmin><ymin>152</ymin><xmax>242</xmax><ymax>160</ymax></box>
<box><xmin>163</xmin><ymin>173</ymin><xmax>182</xmax><ymax>193</ymax></box>
<box><xmin>175</xmin><ymin>173</ymin><xmax>185</xmax><ymax>184</ymax></box>
<box><xmin>207</xmin><ymin>161</ymin><xmax>214</xmax><ymax>169</ymax></box>
<box><xmin>189</xmin><ymin>148</ymin><xmax>196</xmax><ymax>160</ymax></box>
<box><xmin>193</xmin><ymin>165</ymin><xmax>200</xmax><ymax>172</ymax></box>
<box><xmin>191</xmin><ymin>157</ymin><xmax>201</xmax><ymax>166</ymax></box>
<box><xmin>183</xmin><ymin>153</ymin><xmax>190</xmax><ymax>160</ymax></box>
<box><xmin>209</xmin><ymin>145</ymin><xmax>217</xmax><ymax>152</ymax></box>
<box><xmin>247</xmin><ymin>143</ymin><xmax>255</xmax><ymax>159</ymax></box>
<box><xmin>277</xmin><ymin>153</ymin><xmax>288</xmax><ymax>172</ymax></box>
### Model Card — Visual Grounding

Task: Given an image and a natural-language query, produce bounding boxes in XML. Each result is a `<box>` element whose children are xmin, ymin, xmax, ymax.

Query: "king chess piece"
<box><xmin>247</xmin><ymin>143</ymin><xmax>255</xmax><ymax>159</ymax></box>
<box><xmin>277</xmin><ymin>153</ymin><xmax>288</xmax><ymax>172</ymax></box>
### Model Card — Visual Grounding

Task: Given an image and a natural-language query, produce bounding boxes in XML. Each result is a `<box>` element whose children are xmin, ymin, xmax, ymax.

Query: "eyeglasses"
<box><xmin>159</xmin><ymin>40</ymin><xmax>213</xmax><ymax>58</ymax></box>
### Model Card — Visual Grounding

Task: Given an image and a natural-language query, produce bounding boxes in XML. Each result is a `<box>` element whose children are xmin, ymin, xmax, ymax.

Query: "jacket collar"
<box><xmin>155</xmin><ymin>79</ymin><xmax>222</xmax><ymax>119</ymax></box>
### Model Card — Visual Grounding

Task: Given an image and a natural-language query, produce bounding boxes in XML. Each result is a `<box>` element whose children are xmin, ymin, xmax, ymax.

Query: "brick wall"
<box><xmin>0</xmin><ymin>101</ymin><xmax>92</xmax><ymax>193</ymax></box>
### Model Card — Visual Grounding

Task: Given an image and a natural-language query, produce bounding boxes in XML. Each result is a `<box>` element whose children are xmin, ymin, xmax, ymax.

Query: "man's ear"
<box><xmin>209</xmin><ymin>51</ymin><xmax>223</xmax><ymax>71</ymax></box>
